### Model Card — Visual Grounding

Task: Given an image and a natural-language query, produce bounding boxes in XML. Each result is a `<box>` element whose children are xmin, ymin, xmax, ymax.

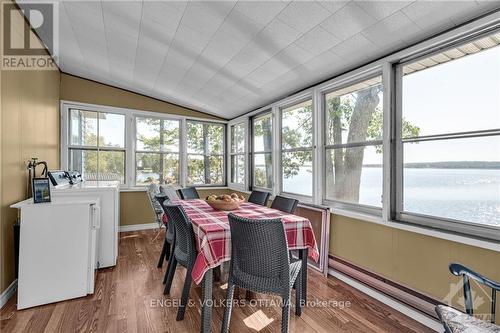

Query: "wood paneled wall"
<box><xmin>0</xmin><ymin>1</ymin><xmax>61</xmax><ymax>293</ymax></box>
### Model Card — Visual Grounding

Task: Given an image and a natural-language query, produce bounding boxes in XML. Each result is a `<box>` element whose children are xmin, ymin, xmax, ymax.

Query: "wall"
<box><xmin>59</xmin><ymin>73</ymin><xmax>227</xmax><ymax>226</ymax></box>
<box><xmin>60</xmin><ymin>73</ymin><xmax>222</xmax><ymax>121</ymax></box>
<box><xmin>330</xmin><ymin>215</ymin><xmax>500</xmax><ymax>323</ymax></box>
<box><xmin>120</xmin><ymin>188</ymin><xmax>231</xmax><ymax>226</ymax></box>
<box><xmin>0</xmin><ymin>2</ymin><xmax>61</xmax><ymax>294</ymax></box>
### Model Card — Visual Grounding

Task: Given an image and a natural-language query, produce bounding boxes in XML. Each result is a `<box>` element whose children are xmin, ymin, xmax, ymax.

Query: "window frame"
<box><xmin>279</xmin><ymin>98</ymin><xmax>315</xmax><ymax>200</ymax></box>
<box><xmin>393</xmin><ymin>34</ymin><xmax>500</xmax><ymax>240</ymax></box>
<box><xmin>65</xmin><ymin>107</ymin><xmax>128</xmax><ymax>187</ymax></box>
<box><xmin>228</xmin><ymin>120</ymin><xmax>247</xmax><ymax>189</ymax></box>
<box><xmin>321</xmin><ymin>73</ymin><xmax>384</xmax><ymax>215</ymax></box>
<box><xmin>61</xmin><ymin>100</ymin><xmax>228</xmax><ymax>190</ymax></box>
<box><xmin>228</xmin><ymin>14</ymin><xmax>500</xmax><ymax>244</ymax></box>
<box><xmin>185</xmin><ymin>120</ymin><xmax>227</xmax><ymax>187</ymax></box>
<box><xmin>133</xmin><ymin>115</ymin><xmax>181</xmax><ymax>187</ymax></box>
<box><xmin>251</xmin><ymin>110</ymin><xmax>274</xmax><ymax>191</ymax></box>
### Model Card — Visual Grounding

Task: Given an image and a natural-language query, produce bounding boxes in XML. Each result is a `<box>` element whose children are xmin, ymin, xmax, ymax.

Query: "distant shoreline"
<box><xmin>365</xmin><ymin>161</ymin><xmax>500</xmax><ymax>169</ymax></box>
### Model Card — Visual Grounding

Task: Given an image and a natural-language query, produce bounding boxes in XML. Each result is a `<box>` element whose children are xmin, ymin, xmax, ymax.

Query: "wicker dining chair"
<box><xmin>271</xmin><ymin>196</ymin><xmax>299</xmax><ymax>214</ymax></box>
<box><xmin>247</xmin><ymin>190</ymin><xmax>271</xmax><ymax>206</ymax></box>
<box><xmin>155</xmin><ymin>194</ymin><xmax>173</xmax><ymax>269</ymax></box>
<box><xmin>221</xmin><ymin>214</ymin><xmax>302</xmax><ymax>333</ymax></box>
<box><xmin>162</xmin><ymin>203</ymin><xmax>198</xmax><ymax>321</ymax></box>
<box><xmin>177</xmin><ymin>187</ymin><xmax>200</xmax><ymax>200</ymax></box>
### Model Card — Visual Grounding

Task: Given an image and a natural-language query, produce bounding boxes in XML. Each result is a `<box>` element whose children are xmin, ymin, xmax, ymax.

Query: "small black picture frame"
<box><xmin>33</xmin><ymin>178</ymin><xmax>51</xmax><ymax>203</ymax></box>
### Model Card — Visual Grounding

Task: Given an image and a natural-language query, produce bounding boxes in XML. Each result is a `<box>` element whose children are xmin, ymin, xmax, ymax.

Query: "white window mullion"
<box><xmin>272</xmin><ymin>106</ymin><xmax>281</xmax><ymax>197</ymax></box>
<box><xmin>180</xmin><ymin>118</ymin><xmax>188</xmax><ymax>187</ymax></box>
<box><xmin>126</xmin><ymin>114</ymin><xmax>135</xmax><ymax>188</ymax></box>
<box><xmin>382</xmin><ymin>61</ymin><xmax>394</xmax><ymax>221</ymax></box>
<box><xmin>312</xmin><ymin>89</ymin><xmax>323</xmax><ymax>206</ymax></box>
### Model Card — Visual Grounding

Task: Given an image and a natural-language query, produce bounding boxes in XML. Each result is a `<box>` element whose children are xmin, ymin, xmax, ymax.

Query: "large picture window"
<box><xmin>252</xmin><ymin>112</ymin><xmax>273</xmax><ymax>189</ymax></box>
<box><xmin>398</xmin><ymin>33</ymin><xmax>500</xmax><ymax>231</ymax></box>
<box><xmin>135</xmin><ymin>117</ymin><xmax>180</xmax><ymax>186</ymax></box>
<box><xmin>187</xmin><ymin>121</ymin><xmax>225</xmax><ymax>185</ymax></box>
<box><xmin>281</xmin><ymin>100</ymin><xmax>313</xmax><ymax>197</ymax></box>
<box><xmin>324</xmin><ymin>77</ymin><xmax>384</xmax><ymax>208</ymax></box>
<box><xmin>230</xmin><ymin>122</ymin><xmax>246</xmax><ymax>185</ymax></box>
<box><xmin>69</xmin><ymin>109</ymin><xmax>126</xmax><ymax>183</ymax></box>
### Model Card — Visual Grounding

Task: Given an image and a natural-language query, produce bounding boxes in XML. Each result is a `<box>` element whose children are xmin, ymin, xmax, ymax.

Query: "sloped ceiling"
<box><xmin>19</xmin><ymin>0</ymin><xmax>500</xmax><ymax>119</ymax></box>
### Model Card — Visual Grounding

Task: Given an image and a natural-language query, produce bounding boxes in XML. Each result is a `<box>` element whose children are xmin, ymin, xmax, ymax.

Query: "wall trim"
<box><xmin>328</xmin><ymin>269</ymin><xmax>442</xmax><ymax>332</ymax></box>
<box><xmin>0</xmin><ymin>279</ymin><xmax>17</xmax><ymax>309</ymax></box>
<box><xmin>119</xmin><ymin>223</ymin><xmax>158</xmax><ymax>232</ymax></box>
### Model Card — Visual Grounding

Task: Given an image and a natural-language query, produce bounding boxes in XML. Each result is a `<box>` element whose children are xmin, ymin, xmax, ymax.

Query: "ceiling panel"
<box><xmin>25</xmin><ymin>0</ymin><xmax>500</xmax><ymax>119</ymax></box>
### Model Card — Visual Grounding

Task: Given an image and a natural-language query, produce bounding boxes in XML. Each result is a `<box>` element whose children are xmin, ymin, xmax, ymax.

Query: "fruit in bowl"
<box><xmin>205</xmin><ymin>193</ymin><xmax>245</xmax><ymax>210</ymax></box>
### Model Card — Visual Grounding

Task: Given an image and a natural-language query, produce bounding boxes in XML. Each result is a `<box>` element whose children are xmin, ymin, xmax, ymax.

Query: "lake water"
<box><xmin>282</xmin><ymin>167</ymin><xmax>500</xmax><ymax>227</ymax></box>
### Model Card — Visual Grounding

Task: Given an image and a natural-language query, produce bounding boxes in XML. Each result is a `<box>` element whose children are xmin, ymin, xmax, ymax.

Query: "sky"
<box><xmin>402</xmin><ymin>45</ymin><xmax>500</xmax><ymax>163</ymax></box>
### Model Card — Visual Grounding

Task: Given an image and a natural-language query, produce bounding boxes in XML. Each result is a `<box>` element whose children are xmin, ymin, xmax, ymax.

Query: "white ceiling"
<box><xmin>21</xmin><ymin>0</ymin><xmax>500</xmax><ymax>119</ymax></box>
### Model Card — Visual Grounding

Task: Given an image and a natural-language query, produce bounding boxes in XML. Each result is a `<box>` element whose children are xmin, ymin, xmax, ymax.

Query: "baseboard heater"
<box><xmin>329</xmin><ymin>255</ymin><xmax>444</xmax><ymax>320</ymax></box>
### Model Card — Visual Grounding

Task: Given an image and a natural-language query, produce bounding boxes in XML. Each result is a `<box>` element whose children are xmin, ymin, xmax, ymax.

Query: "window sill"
<box><xmin>331</xmin><ymin>208</ymin><xmax>500</xmax><ymax>253</ymax></box>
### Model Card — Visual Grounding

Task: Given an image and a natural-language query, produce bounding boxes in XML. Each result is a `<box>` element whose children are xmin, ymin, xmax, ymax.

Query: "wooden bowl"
<box><xmin>206</xmin><ymin>199</ymin><xmax>244</xmax><ymax>211</ymax></box>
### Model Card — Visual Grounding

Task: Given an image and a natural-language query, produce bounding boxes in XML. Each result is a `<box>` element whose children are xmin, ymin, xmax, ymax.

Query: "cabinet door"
<box><xmin>18</xmin><ymin>203</ymin><xmax>91</xmax><ymax>309</ymax></box>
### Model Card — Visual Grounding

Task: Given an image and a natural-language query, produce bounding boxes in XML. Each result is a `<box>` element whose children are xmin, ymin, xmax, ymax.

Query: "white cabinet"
<box><xmin>52</xmin><ymin>181</ymin><xmax>119</xmax><ymax>268</ymax></box>
<box><xmin>12</xmin><ymin>199</ymin><xmax>100</xmax><ymax>309</ymax></box>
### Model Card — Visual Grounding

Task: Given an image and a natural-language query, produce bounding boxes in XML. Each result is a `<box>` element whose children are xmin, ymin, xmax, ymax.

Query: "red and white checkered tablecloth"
<box><xmin>165</xmin><ymin>199</ymin><xmax>319</xmax><ymax>285</ymax></box>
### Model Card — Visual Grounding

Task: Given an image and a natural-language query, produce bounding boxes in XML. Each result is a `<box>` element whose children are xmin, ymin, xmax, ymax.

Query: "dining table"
<box><xmin>167</xmin><ymin>199</ymin><xmax>320</xmax><ymax>333</ymax></box>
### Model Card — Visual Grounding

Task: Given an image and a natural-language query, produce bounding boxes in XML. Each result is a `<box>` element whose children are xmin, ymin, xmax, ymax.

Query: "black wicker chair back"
<box><xmin>156</xmin><ymin>194</ymin><xmax>174</xmax><ymax>240</ymax></box>
<box><xmin>177</xmin><ymin>187</ymin><xmax>200</xmax><ymax>200</ymax></box>
<box><xmin>248</xmin><ymin>190</ymin><xmax>271</xmax><ymax>206</ymax></box>
<box><xmin>222</xmin><ymin>213</ymin><xmax>302</xmax><ymax>333</ymax></box>
<box><xmin>161</xmin><ymin>203</ymin><xmax>198</xmax><ymax>321</ymax></box>
<box><xmin>228</xmin><ymin>213</ymin><xmax>290</xmax><ymax>295</ymax></box>
<box><xmin>163</xmin><ymin>204</ymin><xmax>197</xmax><ymax>266</ymax></box>
<box><xmin>271</xmin><ymin>196</ymin><xmax>299</xmax><ymax>214</ymax></box>
<box><xmin>155</xmin><ymin>194</ymin><xmax>172</xmax><ymax>269</ymax></box>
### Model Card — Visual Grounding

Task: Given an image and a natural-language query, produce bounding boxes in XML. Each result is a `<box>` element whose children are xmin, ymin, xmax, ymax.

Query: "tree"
<box><xmin>71</xmin><ymin>112</ymin><xmax>125</xmax><ymax>182</ymax></box>
<box><xmin>324</xmin><ymin>85</ymin><xmax>420</xmax><ymax>202</ymax></box>
<box><xmin>136</xmin><ymin>118</ymin><xmax>179</xmax><ymax>185</ymax></box>
<box><xmin>186</xmin><ymin>122</ymin><xmax>224</xmax><ymax>185</ymax></box>
<box><xmin>253</xmin><ymin>114</ymin><xmax>273</xmax><ymax>187</ymax></box>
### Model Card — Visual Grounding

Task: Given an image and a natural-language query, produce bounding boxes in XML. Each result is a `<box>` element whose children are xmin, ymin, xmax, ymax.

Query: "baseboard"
<box><xmin>0</xmin><ymin>279</ymin><xmax>17</xmax><ymax>309</ymax></box>
<box><xmin>328</xmin><ymin>269</ymin><xmax>443</xmax><ymax>332</ymax></box>
<box><xmin>119</xmin><ymin>222</ymin><xmax>158</xmax><ymax>232</ymax></box>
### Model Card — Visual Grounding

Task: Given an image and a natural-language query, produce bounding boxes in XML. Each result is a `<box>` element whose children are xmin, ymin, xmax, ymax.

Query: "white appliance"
<box><xmin>51</xmin><ymin>181</ymin><xmax>120</xmax><ymax>268</ymax></box>
<box><xmin>11</xmin><ymin>198</ymin><xmax>100</xmax><ymax>309</ymax></box>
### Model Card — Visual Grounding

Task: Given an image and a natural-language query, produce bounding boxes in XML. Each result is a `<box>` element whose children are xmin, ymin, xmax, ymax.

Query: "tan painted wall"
<box><xmin>60</xmin><ymin>73</ymin><xmax>223</xmax><ymax>121</ymax></box>
<box><xmin>0</xmin><ymin>2</ymin><xmax>61</xmax><ymax>293</ymax></box>
<box><xmin>330</xmin><ymin>215</ymin><xmax>500</xmax><ymax>323</ymax></box>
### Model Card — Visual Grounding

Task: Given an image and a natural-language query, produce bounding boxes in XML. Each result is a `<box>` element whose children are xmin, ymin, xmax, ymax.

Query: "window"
<box><xmin>135</xmin><ymin>117</ymin><xmax>180</xmax><ymax>186</ymax></box>
<box><xmin>230</xmin><ymin>122</ymin><xmax>246</xmax><ymax>185</ymax></box>
<box><xmin>187</xmin><ymin>121</ymin><xmax>225</xmax><ymax>185</ymax></box>
<box><xmin>69</xmin><ymin>109</ymin><xmax>126</xmax><ymax>183</ymax></box>
<box><xmin>324</xmin><ymin>76</ymin><xmax>383</xmax><ymax>208</ymax></box>
<box><xmin>397</xmin><ymin>33</ymin><xmax>500</xmax><ymax>231</ymax></box>
<box><xmin>281</xmin><ymin>100</ymin><xmax>313</xmax><ymax>196</ymax></box>
<box><xmin>252</xmin><ymin>112</ymin><xmax>273</xmax><ymax>189</ymax></box>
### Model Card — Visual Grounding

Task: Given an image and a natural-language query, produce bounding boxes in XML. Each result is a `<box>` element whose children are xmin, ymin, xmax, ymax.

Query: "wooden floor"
<box><xmin>1</xmin><ymin>229</ymin><xmax>433</xmax><ymax>333</ymax></box>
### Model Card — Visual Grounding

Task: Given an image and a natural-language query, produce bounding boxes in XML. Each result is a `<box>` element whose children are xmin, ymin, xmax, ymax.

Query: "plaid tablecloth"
<box><xmin>166</xmin><ymin>199</ymin><xmax>319</xmax><ymax>285</ymax></box>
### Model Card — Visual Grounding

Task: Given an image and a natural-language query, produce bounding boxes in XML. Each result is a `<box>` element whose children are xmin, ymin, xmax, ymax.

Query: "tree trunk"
<box><xmin>341</xmin><ymin>87</ymin><xmax>380</xmax><ymax>202</ymax></box>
